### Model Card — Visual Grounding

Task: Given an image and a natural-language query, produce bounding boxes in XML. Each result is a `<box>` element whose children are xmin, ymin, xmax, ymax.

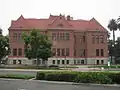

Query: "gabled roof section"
<box><xmin>89</xmin><ymin>17</ymin><xmax>107</xmax><ymax>31</ymax></box>
<box><xmin>48</xmin><ymin>14</ymin><xmax>72</xmax><ymax>28</ymax></box>
<box><xmin>9</xmin><ymin>15</ymin><xmax>27</xmax><ymax>29</ymax></box>
<box><xmin>17</xmin><ymin>15</ymin><xmax>24</xmax><ymax>21</ymax></box>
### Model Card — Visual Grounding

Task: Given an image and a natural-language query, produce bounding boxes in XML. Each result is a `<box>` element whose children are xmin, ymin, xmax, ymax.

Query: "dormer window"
<box><xmin>59</xmin><ymin>14</ymin><xmax>62</xmax><ymax>19</ymax></box>
<box><xmin>58</xmin><ymin>24</ymin><xmax>63</xmax><ymax>27</ymax></box>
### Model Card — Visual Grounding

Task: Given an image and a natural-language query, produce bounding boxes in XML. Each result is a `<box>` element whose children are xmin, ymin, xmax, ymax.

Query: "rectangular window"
<box><xmin>101</xmin><ymin>49</ymin><xmax>104</xmax><ymax>56</ymax></box>
<box><xmin>80</xmin><ymin>49</ymin><xmax>85</xmax><ymax>57</ymax></box>
<box><xmin>60</xmin><ymin>33</ymin><xmax>65</xmax><ymax>40</ymax></box>
<box><xmin>66</xmin><ymin>33</ymin><xmax>69</xmax><ymax>40</ymax></box>
<box><xmin>62</xmin><ymin>60</ymin><xmax>65</xmax><ymax>64</ymax></box>
<box><xmin>52</xmin><ymin>33</ymin><xmax>56</xmax><ymax>40</ymax></box>
<box><xmin>96</xmin><ymin>49</ymin><xmax>99</xmax><ymax>56</ymax></box>
<box><xmin>81</xmin><ymin>60</ymin><xmax>84</xmax><ymax>64</ymax></box>
<box><xmin>24</xmin><ymin>49</ymin><xmax>26</xmax><ymax>55</ymax></box>
<box><xmin>60</xmin><ymin>33</ymin><xmax>63</xmax><ymax>40</ymax></box>
<box><xmin>13</xmin><ymin>48</ymin><xmax>17</xmax><ymax>56</ymax></box>
<box><xmin>66</xmin><ymin>48</ymin><xmax>69</xmax><ymax>56</ymax></box>
<box><xmin>57</xmin><ymin>60</ymin><xmax>60</xmax><ymax>64</ymax></box>
<box><xmin>101</xmin><ymin>60</ymin><xmax>104</xmax><ymax>64</ymax></box>
<box><xmin>81</xmin><ymin>36</ymin><xmax>85</xmax><ymax>43</ymax></box>
<box><xmin>18</xmin><ymin>33</ymin><xmax>21</xmax><ymax>41</ymax></box>
<box><xmin>83</xmin><ymin>36</ymin><xmax>85</xmax><ymax>43</ymax></box>
<box><xmin>13</xmin><ymin>60</ymin><xmax>16</xmax><ymax>64</ymax></box>
<box><xmin>83</xmin><ymin>49</ymin><xmax>85</xmax><ymax>56</ymax></box>
<box><xmin>66</xmin><ymin>60</ymin><xmax>69</xmax><ymax>64</ymax></box>
<box><xmin>18</xmin><ymin>48</ymin><xmax>22</xmax><ymax>56</ymax></box>
<box><xmin>96</xmin><ymin>35</ymin><xmax>99</xmax><ymax>44</ymax></box>
<box><xmin>52</xmin><ymin>48</ymin><xmax>56</xmax><ymax>56</ymax></box>
<box><xmin>61</xmin><ymin>48</ymin><xmax>65</xmax><ymax>56</ymax></box>
<box><xmin>74</xmin><ymin>60</ymin><xmax>76</xmax><ymax>64</ymax></box>
<box><xmin>52</xmin><ymin>60</ymin><xmax>55</xmax><ymax>64</ymax></box>
<box><xmin>57</xmin><ymin>32</ymin><xmax>59</xmax><ymax>40</ymax></box>
<box><xmin>57</xmin><ymin>48</ymin><xmax>60</xmax><ymax>56</ymax></box>
<box><xmin>92</xmin><ymin>35</ymin><xmax>95</xmax><ymax>44</ymax></box>
<box><xmin>13</xmin><ymin>33</ymin><xmax>17</xmax><ymax>40</ymax></box>
<box><xmin>100</xmin><ymin>35</ymin><xmax>104</xmax><ymax>43</ymax></box>
<box><xmin>18</xmin><ymin>60</ymin><xmax>22</xmax><ymax>64</ymax></box>
<box><xmin>74</xmin><ymin>50</ymin><xmax>76</xmax><ymax>57</ymax></box>
<box><xmin>77</xmin><ymin>60</ymin><xmax>80</xmax><ymax>64</ymax></box>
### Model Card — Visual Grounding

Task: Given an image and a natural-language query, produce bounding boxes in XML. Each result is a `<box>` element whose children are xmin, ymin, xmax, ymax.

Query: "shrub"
<box><xmin>36</xmin><ymin>71</ymin><xmax>77</xmax><ymax>82</ymax></box>
<box><xmin>36</xmin><ymin>72</ymin><xmax>45</xmax><ymax>80</ymax></box>
<box><xmin>36</xmin><ymin>71</ymin><xmax>120</xmax><ymax>84</ymax></box>
<box><xmin>75</xmin><ymin>72</ymin><xmax>112</xmax><ymax>84</ymax></box>
<box><xmin>107</xmin><ymin>73</ymin><xmax>120</xmax><ymax>84</ymax></box>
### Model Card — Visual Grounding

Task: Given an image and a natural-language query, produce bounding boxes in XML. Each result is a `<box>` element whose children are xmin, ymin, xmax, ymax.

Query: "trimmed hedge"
<box><xmin>0</xmin><ymin>74</ymin><xmax>34</xmax><ymax>79</ymax></box>
<box><xmin>36</xmin><ymin>71</ymin><xmax>120</xmax><ymax>84</ymax></box>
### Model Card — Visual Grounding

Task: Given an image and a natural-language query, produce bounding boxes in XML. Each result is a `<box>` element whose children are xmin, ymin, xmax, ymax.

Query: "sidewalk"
<box><xmin>0</xmin><ymin>69</ymin><xmax>68</xmax><ymax>72</ymax></box>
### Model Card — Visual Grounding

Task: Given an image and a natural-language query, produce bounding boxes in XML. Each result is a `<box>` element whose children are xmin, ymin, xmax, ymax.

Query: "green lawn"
<box><xmin>0</xmin><ymin>74</ymin><xmax>34</xmax><ymax>79</ymax></box>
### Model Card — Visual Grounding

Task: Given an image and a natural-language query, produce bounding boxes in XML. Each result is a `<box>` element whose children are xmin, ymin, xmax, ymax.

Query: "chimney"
<box><xmin>67</xmin><ymin>15</ymin><xmax>71</xmax><ymax>20</ymax></box>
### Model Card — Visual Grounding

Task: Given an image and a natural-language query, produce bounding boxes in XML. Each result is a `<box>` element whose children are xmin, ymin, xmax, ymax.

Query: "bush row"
<box><xmin>36</xmin><ymin>71</ymin><xmax>120</xmax><ymax>84</ymax></box>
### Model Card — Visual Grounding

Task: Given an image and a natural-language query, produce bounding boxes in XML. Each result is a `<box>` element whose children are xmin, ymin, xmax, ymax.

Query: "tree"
<box><xmin>114</xmin><ymin>38</ymin><xmax>120</xmax><ymax>64</ymax></box>
<box><xmin>22</xmin><ymin>30</ymin><xmax>53</xmax><ymax>66</ymax></box>
<box><xmin>0</xmin><ymin>33</ymin><xmax>10</xmax><ymax>65</ymax></box>
<box><xmin>108</xmin><ymin>19</ymin><xmax>118</xmax><ymax>46</ymax></box>
<box><xmin>108</xmin><ymin>19</ymin><xmax>118</xmax><ymax>63</ymax></box>
<box><xmin>108</xmin><ymin>39</ymin><xmax>114</xmax><ymax>63</ymax></box>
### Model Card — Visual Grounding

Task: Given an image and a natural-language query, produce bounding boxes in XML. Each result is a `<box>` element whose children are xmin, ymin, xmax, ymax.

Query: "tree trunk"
<box><xmin>0</xmin><ymin>59</ymin><xmax>1</xmax><ymax>66</ymax></box>
<box><xmin>113</xmin><ymin>30</ymin><xmax>116</xmax><ymax>64</ymax></box>
<box><xmin>42</xmin><ymin>59</ymin><xmax>48</xmax><ymax>68</ymax></box>
<box><xmin>111</xmin><ymin>55</ymin><xmax>112</xmax><ymax>64</ymax></box>
<box><xmin>36</xmin><ymin>58</ymin><xmax>39</xmax><ymax>66</ymax></box>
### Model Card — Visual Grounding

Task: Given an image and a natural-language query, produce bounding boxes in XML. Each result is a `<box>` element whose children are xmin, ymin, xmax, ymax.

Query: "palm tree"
<box><xmin>108</xmin><ymin>19</ymin><xmax>118</xmax><ymax>64</ymax></box>
<box><xmin>117</xmin><ymin>17</ymin><xmax>120</xmax><ymax>30</ymax></box>
<box><xmin>108</xmin><ymin>19</ymin><xmax>118</xmax><ymax>46</ymax></box>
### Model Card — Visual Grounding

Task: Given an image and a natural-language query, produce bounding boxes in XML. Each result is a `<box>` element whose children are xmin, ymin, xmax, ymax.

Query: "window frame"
<box><xmin>66</xmin><ymin>33</ymin><xmax>69</xmax><ymax>40</ymax></box>
<box><xmin>18</xmin><ymin>48</ymin><xmax>22</xmax><ymax>56</ymax></box>
<box><xmin>96</xmin><ymin>49</ymin><xmax>99</xmax><ymax>56</ymax></box>
<box><xmin>13</xmin><ymin>48</ymin><xmax>17</xmax><ymax>56</ymax></box>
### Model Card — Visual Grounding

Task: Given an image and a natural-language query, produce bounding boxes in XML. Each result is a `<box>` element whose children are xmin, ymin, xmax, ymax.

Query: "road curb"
<box><xmin>32</xmin><ymin>80</ymin><xmax>120</xmax><ymax>88</ymax></box>
<box><xmin>0</xmin><ymin>78</ymin><xmax>120</xmax><ymax>88</ymax></box>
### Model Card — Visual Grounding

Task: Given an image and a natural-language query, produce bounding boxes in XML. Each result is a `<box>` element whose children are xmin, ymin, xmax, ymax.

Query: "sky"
<box><xmin>0</xmin><ymin>0</ymin><xmax>120</xmax><ymax>39</ymax></box>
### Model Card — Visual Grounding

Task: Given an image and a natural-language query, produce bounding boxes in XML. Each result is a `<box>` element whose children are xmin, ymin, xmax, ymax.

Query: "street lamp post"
<box><xmin>56</xmin><ymin>51</ymin><xmax>58</xmax><ymax>66</ymax></box>
<box><xmin>64</xmin><ymin>53</ymin><xmax>66</xmax><ymax>68</ymax></box>
<box><xmin>5</xmin><ymin>47</ymin><xmax>8</xmax><ymax>65</ymax></box>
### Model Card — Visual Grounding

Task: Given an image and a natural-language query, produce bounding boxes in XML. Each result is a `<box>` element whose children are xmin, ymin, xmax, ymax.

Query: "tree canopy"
<box><xmin>22</xmin><ymin>30</ymin><xmax>53</xmax><ymax>65</ymax></box>
<box><xmin>108</xmin><ymin>38</ymin><xmax>120</xmax><ymax>64</ymax></box>
<box><xmin>0</xmin><ymin>34</ymin><xmax>10</xmax><ymax>65</ymax></box>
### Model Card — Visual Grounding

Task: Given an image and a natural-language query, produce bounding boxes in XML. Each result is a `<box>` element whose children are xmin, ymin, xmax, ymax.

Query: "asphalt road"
<box><xmin>0</xmin><ymin>79</ymin><xmax>119</xmax><ymax>90</ymax></box>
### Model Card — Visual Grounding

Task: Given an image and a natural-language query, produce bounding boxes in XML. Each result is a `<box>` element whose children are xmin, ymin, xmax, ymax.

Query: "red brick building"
<box><xmin>8</xmin><ymin>14</ymin><xmax>108</xmax><ymax>65</ymax></box>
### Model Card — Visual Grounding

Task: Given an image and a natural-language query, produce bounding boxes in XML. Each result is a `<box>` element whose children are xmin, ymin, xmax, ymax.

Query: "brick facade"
<box><xmin>8</xmin><ymin>14</ymin><xmax>108</xmax><ymax>65</ymax></box>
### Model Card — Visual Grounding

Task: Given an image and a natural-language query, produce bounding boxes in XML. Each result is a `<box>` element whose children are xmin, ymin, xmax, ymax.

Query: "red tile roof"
<box><xmin>9</xmin><ymin>14</ymin><xmax>107</xmax><ymax>31</ymax></box>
